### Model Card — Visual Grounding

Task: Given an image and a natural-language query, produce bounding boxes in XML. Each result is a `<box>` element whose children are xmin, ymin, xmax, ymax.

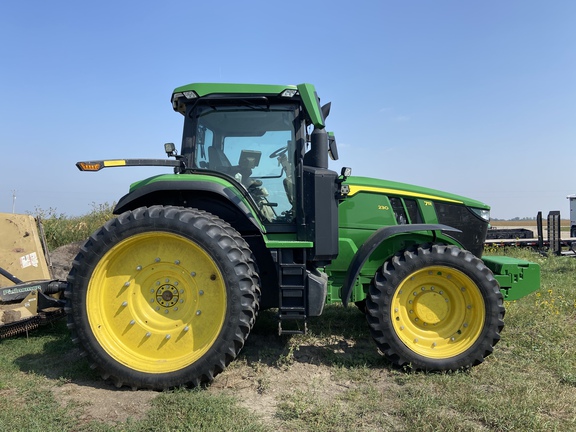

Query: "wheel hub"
<box><xmin>413</xmin><ymin>290</ymin><xmax>448</xmax><ymax>324</ymax></box>
<box><xmin>156</xmin><ymin>283</ymin><xmax>180</xmax><ymax>308</ymax></box>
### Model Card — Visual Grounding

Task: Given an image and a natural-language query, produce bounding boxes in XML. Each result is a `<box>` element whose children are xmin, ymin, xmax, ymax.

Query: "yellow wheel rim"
<box><xmin>391</xmin><ymin>266</ymin><xmax>485</xmax><ymax>359</ymax></box>
<box><xmin>86</xmin><ymin>232</ymin><xmax>226</xmax><ymax>374</ymax></box>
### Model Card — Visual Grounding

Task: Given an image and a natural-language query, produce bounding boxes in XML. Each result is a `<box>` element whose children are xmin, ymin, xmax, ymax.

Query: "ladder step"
<box><xmin>278</xmin><ymin>321</ymin><xmax>307</xmax><ymax>335</ymax></box>
<box><xmin>281</xmin><ymin>289</ymin><xmax>305</xmax><ymax>298</ymax></box>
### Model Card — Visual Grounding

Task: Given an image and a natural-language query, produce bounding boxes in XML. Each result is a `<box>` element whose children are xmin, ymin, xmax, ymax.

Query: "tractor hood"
<box><xmin>345</xmin><ymin>176</ymin><xmax>490</xmax><ymax>210</ymax></box>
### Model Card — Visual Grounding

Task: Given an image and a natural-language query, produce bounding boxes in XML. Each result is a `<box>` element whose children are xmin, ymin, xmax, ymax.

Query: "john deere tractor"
<box><xmin>70</xmin><ymin>82</ymin><xmax>540</xmax><ymax>389</ymax></box>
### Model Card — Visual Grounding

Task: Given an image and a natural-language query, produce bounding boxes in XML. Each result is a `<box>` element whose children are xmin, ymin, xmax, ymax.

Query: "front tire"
<box><xmin>366</xmin><ymin>244</ymin><xmax>504</xmax><ymax>371</ymax></box>
<box><xmin>66</xmin><ymin>206</ymin><xmax>259</xmax><ymax>389</ymax></box>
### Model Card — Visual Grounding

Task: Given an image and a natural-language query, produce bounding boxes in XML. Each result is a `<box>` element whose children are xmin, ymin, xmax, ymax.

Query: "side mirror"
<box><xmin>321</xmin><ymin>102</ymin><xmax>331</xmax><ymax>122</ymax></box>
<box><xmin>328</xmin><ymin>132</ymin><xmax>339</xmax><ymax>161</ymax></box>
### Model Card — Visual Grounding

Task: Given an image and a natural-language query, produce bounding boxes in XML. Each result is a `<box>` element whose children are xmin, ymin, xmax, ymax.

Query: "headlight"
<box><xmin>470</xmin><ymin>207</ymin><xmax>490</xmax><ymax>222</ymax></box>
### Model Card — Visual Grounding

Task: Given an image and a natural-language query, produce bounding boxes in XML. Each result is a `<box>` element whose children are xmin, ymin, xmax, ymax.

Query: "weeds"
<box><xmin>34</xmin><ymin>202</ymin><xmax>115</xmax><ymax>250</ymax></box>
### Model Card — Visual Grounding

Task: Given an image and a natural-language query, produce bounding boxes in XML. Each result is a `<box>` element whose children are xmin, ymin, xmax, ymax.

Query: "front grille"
<box><xmin>434</xmin><ymin>202</ymin><xmax>488</xmax><ymax>257</ymax></box>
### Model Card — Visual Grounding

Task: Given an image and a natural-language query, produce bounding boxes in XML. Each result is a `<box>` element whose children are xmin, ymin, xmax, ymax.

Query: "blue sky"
<box><xmin>0</xmin><ymin>1</ymin><xmax>574</xmax><ymax>219</ymax></box>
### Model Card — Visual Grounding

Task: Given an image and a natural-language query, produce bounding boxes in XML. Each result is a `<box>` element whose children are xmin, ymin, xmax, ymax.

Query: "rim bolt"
<box><xmin>394</xmin><ymin>308</ymin><xmax>399</xmax><ymax>313</ymax></box>
<box><xmin>175</xmin><ymin>260</ymin><xmax>180</xmax><ymax>265</ymax></box>
<box><xmin>165</xmin><ymin>334</ymin><xmax>171</xmax><ymax>340</ymax></box>
<box><xmin>409</xmin><ymin>300</ymin><xmax>413</xmax><ymax>304</ymax></box>
<box><xmin>451</xmin><ymin>337</ymin><xmax>455</xmax><ymax>341</ymax></box>
<box><xmin>129</xmin><ymin>320</ymin><xmax>135</xmax><ymax>325</ymax></box>
<box><xmin>165</xmin><ymin>278</ymin><xmax>169</xmax><ymax>283</ymax></box>
<box><xmin>165</xmin><ymin>309</ymin><xmax>169</xmax><ymax>314</ymax></box>
<box><xmin>191</xmin><ymin>272</ymin><xmax>196</xmax><ymax>277</ymax></box>
<box><xmin>421</xmin><ymin>287</ymin><xmax>426</xmax><ymax>291</ymax></box>
<box><xmin>196</xmin><ymin>310</ymin><xmax>201</xmax><ymax>316</ymax></box>
<box><xmin>413</xmin><ymin>292</ymin><xmax>417</xmax><ymax>296</ymax></box>
<box><xmin>399</xmin><ymin>290</ymin><xmax>403</xmax><ymax>294</ymax></box>
<box><xmin>124</xmin><ymin>282</ymin><xmax>130</xmax><ymax>287</ymax></box>
<box><xmin>461</xmin><ymin>287</ymin><xmax>466</xmax><ymax>292</ymax></box>
<box><xmin>174</xmin><ymin>307</ymin><xmax>178</xmax><ymax>311</ymax></box>
<box><xmin>400</xmin><ymin>326</ymin><xmax>404</xmax><ymax>330</ymax></box>
<box><xmin>156</xmin><ymin>307</ymin><xmax>160</xmax><ymax>311</ymax></box>
<box><xmin>145</xmin><ymin>332</ymin><xmax>151</xmax><ymax>338</ymax></box>
<box><xmin>150</xmin><ymin>288</ymin><xmax>154</xmax><ymax>293</ymax></box>
<box><xmin>439</xmin><ymin>291</ymin><xmax>444</xmax><ymax>295</ymax></box>
<box><xmin>121</xmin><ymin>301</ymin><xmax>128</xmax><ymax>307</ymax></box>
<box><xmin>409</xmin><ymin>310</ymin><xmax>413</xmax><ymax>314</ymax></box>
<box><xmin>432</xmin><ymin>342</ymin><xmax>437</xmax><ymax>347</ymax></box>
<box><xmin>431</xmin><ymin>286</ymin><xmax>435</xmax><ymax>290</ymax></box>
<box><xmin>415</xmin><ymin>318</ymin><xmax>419</xmax><ymax>322</ymax></box>
<box><xmin>181</xmin><ymin>289</ymin><xmax>185</xmax><ymax>294</ymax></box>
<box><xmin>136</xmin><ymin>266</ymin><xmax>142</xmax><ymax>271</ymax></box>
<box><xmin>180</xmin><ymin>299</ymin><xmax>184</xmax><ymax>303</ymax></box>
<box><xmin>156</xmin><ymin>281</ymin><xmax>160</xmax><ymax>286</ymax></box>
<box><xmin>184</xmin><ymin>326</ymin><xmax>190</xmax><ymax>332</ymax></box>
<box><xmin>174</xmin><ymin>281</ymin><xmax>179</xmax><ymax>286</ymax></box>
<box><xmin>150</xmin><ymin>299</ymin><xmax>154</xmax><ymax>303</ymax></box>
<box><xmin>463</xmin><ymin>323</ymin><xmax>468</xmax><ymax>328</ymax></box>
<box><xmin>155</xmin><ymin>258</ymin><xmax>160</xmax><ymax>263</ymax></box>
<box><xmin>414</xmin><ymin>338</ymin><xmax>419</xmax><ymax>343</ymax></box>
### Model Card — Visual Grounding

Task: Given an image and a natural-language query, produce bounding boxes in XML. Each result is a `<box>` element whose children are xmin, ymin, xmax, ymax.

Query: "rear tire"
<box><xmin>366</xmin><ymin>244</ymin><xmax>504</xmax><ymax>371</ymax></box>
<box><xmin>65</xmin><ymin>206</ymin><xmax>259</xmax><ymax>389</ymax></box>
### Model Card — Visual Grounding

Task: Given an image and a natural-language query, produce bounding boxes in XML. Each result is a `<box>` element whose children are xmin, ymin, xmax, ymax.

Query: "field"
<box><xmin>1</xmin><ymin>212</ymin><xmax>574</xmax><ymax>431</ymax></box>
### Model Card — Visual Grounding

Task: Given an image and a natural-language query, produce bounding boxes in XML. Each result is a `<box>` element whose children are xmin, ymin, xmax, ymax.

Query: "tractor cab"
<box><xmin>171</xmin><ymin>83</ymin><xmax>341</xmax><ymax>264</ymax></box>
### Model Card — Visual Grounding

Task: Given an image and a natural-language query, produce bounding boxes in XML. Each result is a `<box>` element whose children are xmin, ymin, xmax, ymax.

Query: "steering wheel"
<box><xmin>269</xmin><ymin>146</ymin><xmax>288</xmax><ymax>158</ymax></box>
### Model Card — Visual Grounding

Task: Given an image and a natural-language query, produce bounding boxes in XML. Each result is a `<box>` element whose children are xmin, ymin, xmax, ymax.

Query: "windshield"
<box><xmin>185</xmin><ymin>103</ymin><xmax>299</xmax><ymax>223</ymax></box>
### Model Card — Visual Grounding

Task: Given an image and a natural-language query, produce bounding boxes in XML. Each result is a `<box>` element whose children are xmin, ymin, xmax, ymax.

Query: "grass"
<box><xmin>2</xmin><ymin>208</ymin><xmax>575</xmax><ymax>431</ymax></box>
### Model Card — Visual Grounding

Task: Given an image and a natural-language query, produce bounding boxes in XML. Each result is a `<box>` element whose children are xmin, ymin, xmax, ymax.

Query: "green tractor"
<box><xmin>70</xmin><ymin>82</ymin><xmax>540</xmax><ymax>389</ymax></box>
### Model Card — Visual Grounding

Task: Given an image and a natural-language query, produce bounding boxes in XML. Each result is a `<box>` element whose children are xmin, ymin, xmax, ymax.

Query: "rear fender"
<box><xmin>341</xmin><ymin>224</ymin><xmax>461</xmax><ymax>307</ymax></box>
<box><xmin>114</xmin><ymin>178</ymin><xmax>264</xmax><ymax>233</ymax></box>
